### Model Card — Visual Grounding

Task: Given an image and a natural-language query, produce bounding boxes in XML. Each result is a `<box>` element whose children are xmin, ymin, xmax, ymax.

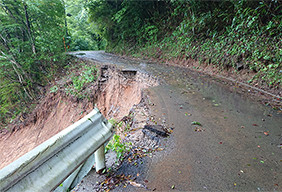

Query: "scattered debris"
<box><xmin>185</xmin><ymin>112</ymin><xmax>192</xmax><ymax>116</ymax></box>
<box><xmin>143</xmin><ymin>124</ymin><xmax>169</xmax><ymax>138</ymax></box>
<box><xmin>128</xmin><ymin>180</ymin><xmax>146</xmax><ymax>188</ymax></box>
<box><xmin>97</xmin><ymin>172</ymin><xmax>148</xmax><ymax>191</ymax></box>
<box><xmin>263</xmin><ymin>131</ymin><xmax>269</xmax><ymax>136</ymax></box>
<box><xmin>194</xmin><ymin>127</ymin><xmax>205</xmax><ymax>132</ymax></box>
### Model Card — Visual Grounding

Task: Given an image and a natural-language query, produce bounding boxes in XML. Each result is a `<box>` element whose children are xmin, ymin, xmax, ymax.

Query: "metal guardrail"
<box><xmin>0</xmin><ymin>108</ymin><xmax>113</xmax><ymax>192</ymax></box>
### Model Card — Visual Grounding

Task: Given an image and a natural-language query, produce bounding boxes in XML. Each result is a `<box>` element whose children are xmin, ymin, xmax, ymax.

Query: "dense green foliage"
<box><xmin>1</xmin><ymin>0</ymin><xmax>281</xmax><ymax>127</ymax></box>
<box><xmin>87</xmin><ymin>1</ymin><xmax>171</xmax><ymax>49</ymax></box>
<box><xmin>87</xmin><ymin>0</ymin><xmax>281</xmax><ymax>88</ymax></box>
<box><xmin>63</xmin><ymin>62</ymin><xmax>99</xmax><ymax>99</ymax></box>
<box><xmin>65</xmin><ymin>0</ymin><xmax>105</xmax><ymax>51</ymax></box>
<box><xmin>0</xmin><ymin>0</ymin><xmax>67</xmax><ymax>125</ymax></box>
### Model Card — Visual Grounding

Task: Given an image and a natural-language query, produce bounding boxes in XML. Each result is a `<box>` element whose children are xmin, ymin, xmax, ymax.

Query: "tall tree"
<box><xmin>65</xmin><ymin>0</ymin><xmax>105</xmax><ymax>50</ymax></box>
<box><xmin>0</xmin><ymin>0</ymin><xmax>66</xmax><ymax>124</ymax></box>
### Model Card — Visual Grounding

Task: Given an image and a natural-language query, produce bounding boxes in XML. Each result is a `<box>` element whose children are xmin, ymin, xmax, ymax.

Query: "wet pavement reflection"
<box><xmin>72</xmin><ymin>51</ymin><xmax>282</xmax><ymax>191</ymax></box>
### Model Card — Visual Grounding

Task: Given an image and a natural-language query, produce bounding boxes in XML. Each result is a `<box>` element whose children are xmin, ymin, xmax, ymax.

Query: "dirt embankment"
<box><xmin>0</xmin><ymin>89</ymin><xmax>94</xmax><ymax>169</ymax></box>
<box><xmin>0</xmin><ymin>62</ymin><xmax>157</xmax><ymax>169</ymax></box>
<box><xmin>96</xmin><ymin>65</ymin><xmax>158</xmax><ymax>119</ymax></box>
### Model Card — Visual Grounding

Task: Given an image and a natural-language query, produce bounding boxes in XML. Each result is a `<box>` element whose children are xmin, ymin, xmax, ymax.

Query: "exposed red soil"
<box><xmin>0</xmin><ymin>91</ymin><xmax>93</xmax><ymax>169</ymax></box>
<box><xmin>96</xmin><ymin>67</ymin><xmax>157</xmax><ymax>120</ymax></box>
<box><xmin>0</xmin><ymin>64</ymin><xmax>157</xmax><ymax>170</ymax></box>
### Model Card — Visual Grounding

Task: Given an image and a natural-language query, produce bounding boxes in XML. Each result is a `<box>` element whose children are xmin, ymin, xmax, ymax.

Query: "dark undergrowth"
<box><xmin>87</xmin><ymin>0</ymin><xmax>281</xmax><ymax>91</ymax></box>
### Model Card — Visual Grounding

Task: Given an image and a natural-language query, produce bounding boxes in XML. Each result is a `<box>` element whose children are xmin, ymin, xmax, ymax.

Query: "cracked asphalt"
<box><xmin>72</xmin><ymin>51</ymin><xmax>282</xmax><ymax>191</ymax></box>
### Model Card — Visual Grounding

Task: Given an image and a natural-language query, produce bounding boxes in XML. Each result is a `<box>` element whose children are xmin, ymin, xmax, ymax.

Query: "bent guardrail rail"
<box><xmin>0</xmin><ymin>108</ymin><xmax>113</xmax><ymax>192</ymax></box>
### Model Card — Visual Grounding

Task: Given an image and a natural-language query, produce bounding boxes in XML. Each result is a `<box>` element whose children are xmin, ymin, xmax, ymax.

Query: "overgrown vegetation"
<box><xmin>87</xmin><ymin>0</ymin><xmax>281</xmax><ymax>89</ymax></box>
<box><xmin>1</xmin><ymin>0</ymin><xmax>280</xmax><ymax>128</ymax></box>
<box><xmin>107</xmin><ymin>118</ymin><xmax>133</xmax><ymax>163</ymax></box>
<box><xmin>0</xmin><ymin>0</ymin><xmax>105</xmax><ymax>128</ymax></box>
<box><xmin>0</xmin><ymin>0</ymin><xmax>68</xmax><ymax>126</ymax></box>
<box><xmin>106</xmin><ymin>134</ymin><xmax>131</xmax><ymax>164</ymax></box>
<box><xmin>65</xmin><ymin>0</ymin><xmax>106</xmax><ymax>51</ymax></box>
<box><xmin>63</xmin><ymin>62</ymin><xmax>99</xmax><ymax>99</ymax></box>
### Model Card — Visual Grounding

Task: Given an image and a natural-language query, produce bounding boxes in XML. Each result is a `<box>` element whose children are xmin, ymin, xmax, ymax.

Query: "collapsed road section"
<box><xmin>0</xmin><ymin>61</ymin><xmax>165</xmax><ymax>191</ymax></box>
<box><xmin>96</xmin><ymin>65</ymin><xmax>158</xmax><ymax>120</ymax></box>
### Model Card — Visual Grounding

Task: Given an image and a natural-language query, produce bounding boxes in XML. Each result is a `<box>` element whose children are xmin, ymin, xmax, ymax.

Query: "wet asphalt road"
<box><xmin>72</xmin><ymin>51</ymin><xmax>282</xmax><ymax>191</ymax></box>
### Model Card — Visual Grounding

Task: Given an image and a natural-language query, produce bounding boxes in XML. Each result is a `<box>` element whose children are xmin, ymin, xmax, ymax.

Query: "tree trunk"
<box><xmin>23</xmin><ymin>2</ymin><xmax>36</xmax><ymax>54</ymax></box>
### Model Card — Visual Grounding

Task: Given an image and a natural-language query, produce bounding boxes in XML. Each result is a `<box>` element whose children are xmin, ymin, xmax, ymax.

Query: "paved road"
<box><xmin>72</xmin><ymin>51</ymin><xmax>282</xmax><ymax>191</ymax></box>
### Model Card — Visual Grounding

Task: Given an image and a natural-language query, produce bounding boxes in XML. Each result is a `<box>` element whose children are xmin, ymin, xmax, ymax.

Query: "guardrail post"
<box><xmin>0</xmin><ymin>109</ymin><xmax>113</xmax><ymax>192</ymax></box>
<box><xmin>95</xmin><ymin>145</ymin><xmax>105</xmax><ymax>172</ymax></box>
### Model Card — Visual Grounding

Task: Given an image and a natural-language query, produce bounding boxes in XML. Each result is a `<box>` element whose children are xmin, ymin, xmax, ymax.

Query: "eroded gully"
<box><xmin>72</xmin><ymin>51</ymin><xmax>281</xmax><ymax>191</ymax></box>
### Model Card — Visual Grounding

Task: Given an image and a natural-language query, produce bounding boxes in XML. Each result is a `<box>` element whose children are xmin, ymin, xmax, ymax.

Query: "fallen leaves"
<box><xmin>191</xmin><ymin>121</ymin><xmax>204</xmax><ymax>132</ymax></box>
<box><xmin>194</xmin><ymin>127</ymin><xmax>205</xmax><ymax>132</ymax></box>
<box><xmin>127</xmin><ymin>146</ymin><xmax>165</xmax><ymax>166</ymax></box>
<box><xmin>238</xmin><ymin>170</ymin><xmax>244</xmax><ymax>176</ymax></box>
<box><xmin>166</xmin><ymin>127</ymin><xmax>174</xmax><ymax>133</ymax></box>
<box><xmin>191</xmin><ymin>121</ymin><xmax>202</xmax><ymax>126</ymax></box>
<box><xmin>99</xmin><ymin>173</ymin><xmax>147</xmax><ymax>191</ymax></box>
<box><xmin>263</xmin><ymin>131</ymin><xmax>269</xmax><ymax>136</ymax></box>
<box><xmin>128</xmin><ymin>181</ymin><xmax>144</xmax><ymax>188</ymax></box>
<box><xmin>185</xmin><ymin>112</ymin><xmax>192</xmax><ymax>116</ymax></box>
